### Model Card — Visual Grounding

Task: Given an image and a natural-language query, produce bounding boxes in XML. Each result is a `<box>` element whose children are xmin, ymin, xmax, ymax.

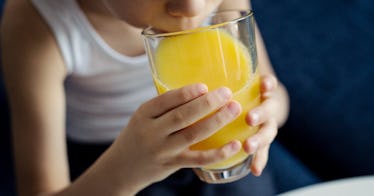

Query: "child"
<box><xmin>1</xmin><ymin>0</ymin><xmax>289</xmax><ymax>195</ymax></box>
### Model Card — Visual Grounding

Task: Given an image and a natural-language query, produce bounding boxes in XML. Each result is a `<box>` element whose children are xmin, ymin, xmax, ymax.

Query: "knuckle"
<box><xmin>195</xmin><ymin>153</ymin><xmax>209</xmax><ymax>166</ymax></box>
<box><xmin>179</xmin><ymin>87</ymin><xmax>193</xmax><ymax>102</ymax></box>
<box><xmin>213</xmin><ymin>106</ymin><xmax>234</xmax><ymax>127</ymax></box>
<box><xmin>137</xmin><ymin>102</ymin><xmax>148</xmax><ymax>114</ymax></box>
<box><xmin>217</xmin><ymin>148</ymin><xmax>230</xmax><ymax>160</ymax></box>
<box><xmin>161</xmin><ymin>158</ymin><xmax>176</xmax><ymax>169</ymax></box>
<box><xmin>269</xmin><ymin>119</ymin><xmax>278</xmax><ymax>138</ymax></box>
<box><xmin>203</xmin><ymin>93</ymin><xmax>216</xmax><ymax>109</ymax></box>
<box><xmin>258</xmin><ymin>119</ymin><xmax>278</xmax><ymax>146</ymax></box>
<box><xmin>182</xmin><ymin>130</ymin><xmax>199</xmax><ymax>143</ymax></box>
<box><xmin>266</xmin><ymin>118</ymin><xmax>278</xmax><ymax>133</ymax></box>
<box><xmin>213</xmin><ymin>112</ymin><xmax>227</xmax><ymax>127</ymax></box>
<box><xmin>172</xmin><ymin>110</ymin><xmax>186</xmax><ymax>125</ymax></box>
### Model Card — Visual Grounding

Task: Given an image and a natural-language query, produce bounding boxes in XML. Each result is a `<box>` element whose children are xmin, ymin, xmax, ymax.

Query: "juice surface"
<box><xmin>154</xmin><ymin>29</ymin><xmax>260</xmax><ymax>169</ymax></box>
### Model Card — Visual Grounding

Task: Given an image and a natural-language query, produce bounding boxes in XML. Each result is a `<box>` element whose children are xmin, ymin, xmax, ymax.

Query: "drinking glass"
<box><xmin>142</xmin><ymin>10</ymin><xmax>260</xmax><ymax>184</ymax></box>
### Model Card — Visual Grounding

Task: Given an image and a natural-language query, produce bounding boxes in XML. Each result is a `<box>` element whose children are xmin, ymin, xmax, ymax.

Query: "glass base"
<box><xmin>193</xmin><ymin>155</ymin><xmax>253</xmax><ymax>184</ymax></box>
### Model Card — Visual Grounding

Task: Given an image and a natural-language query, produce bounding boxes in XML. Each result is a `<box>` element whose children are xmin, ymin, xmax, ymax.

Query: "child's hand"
<box><xmin>112</xmin><ymin>84</ymin><xmax>242</xmax><ymax>189</ymax></box>
<box><xmin>244</xmin><ymin>74</ymin><xmax>280</xmax><ymax>176</ymax></box>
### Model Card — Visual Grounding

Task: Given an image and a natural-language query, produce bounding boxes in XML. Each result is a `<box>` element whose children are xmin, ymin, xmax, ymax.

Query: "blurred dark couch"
<box><xmin>252</xmin><ymin>0</ymin><xmax>374</xmax><ymax>180</ymax></box>
<box><xmin>1</xmin><ymin>1</ymin><xmax>15</xmax><ymax>195</ymax></box>
<box><xmin>0</xmin><ymin>2</ymin><xmax>15</xmax><ymax>196</ymax></box>
<box><xmin>1</xmin><ymin>0</ymin><xmax>373</xmax><ymax>195</ymax></box>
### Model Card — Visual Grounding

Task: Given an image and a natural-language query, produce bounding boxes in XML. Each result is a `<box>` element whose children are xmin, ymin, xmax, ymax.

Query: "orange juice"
<box><xmin>154</xmin><ymin>29</ymin><xmax>260</xmax><ymax>169</ymax></box>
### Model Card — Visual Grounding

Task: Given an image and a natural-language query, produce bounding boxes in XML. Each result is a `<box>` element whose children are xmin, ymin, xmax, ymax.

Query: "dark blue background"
<box><xmin>1</xmin><ymin>1</ymin><xmax>15</xmax><ymax>195</ymax></box>
<box><xmin>1</xmin><ymin>0</ymin><xmax>374</xmax><ymax>195</ymax></box>
<box><xmin>252</xmin><ymin>0</ymin><xmax>374</xmax><ymax>180</ymax></box>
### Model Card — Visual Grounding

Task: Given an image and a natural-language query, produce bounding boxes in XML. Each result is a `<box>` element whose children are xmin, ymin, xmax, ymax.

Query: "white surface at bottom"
<box><xmin>278</xmin><ymin>175</ymin><xmax>374</xmax><ymax>196</ymax></box>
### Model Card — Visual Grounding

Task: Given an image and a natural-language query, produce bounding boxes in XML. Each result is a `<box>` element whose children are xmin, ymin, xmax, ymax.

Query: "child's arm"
<box><xmin>1</xmin><ymin>0</ymin><xmax>71</xmax><ymax>195</ymax></box>
<box><xmin>65</xmin><ymin>84</ymin><xmax>242</xmax><ymax>195</ymax></box>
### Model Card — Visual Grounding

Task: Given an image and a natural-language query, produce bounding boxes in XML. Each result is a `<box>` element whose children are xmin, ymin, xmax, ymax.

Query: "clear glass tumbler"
<box><xmin>142</xmin><ymin>10</ymin><xmax>260</xmax><ymax>184</ymax></box>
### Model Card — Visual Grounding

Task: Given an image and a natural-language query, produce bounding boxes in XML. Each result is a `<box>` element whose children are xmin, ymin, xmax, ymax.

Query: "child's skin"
<box><xmin>1</xmin><ymin>0</ymin><xmax>289</xmax><ymax>195</ymax></box>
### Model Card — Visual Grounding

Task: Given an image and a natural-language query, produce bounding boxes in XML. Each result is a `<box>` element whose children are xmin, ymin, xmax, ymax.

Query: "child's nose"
<box><xmin>167</xmin><ymin>0</ymin><xmax>206</xmax><ymax>17</ymax></box>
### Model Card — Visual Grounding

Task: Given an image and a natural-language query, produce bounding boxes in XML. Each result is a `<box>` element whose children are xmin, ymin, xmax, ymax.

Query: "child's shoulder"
<box><xmin>1</xmin><ymin>0</ymin><xmax>67</xmax><ymax>75</ymax></box>
<box><xmin>2</xmin><ymin>0</ymin><xmax>49</xmax><ymax>37</ymax></box>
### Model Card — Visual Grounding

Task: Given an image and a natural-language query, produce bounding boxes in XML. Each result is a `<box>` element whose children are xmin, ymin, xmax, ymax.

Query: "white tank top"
<box><xmin>31</xmin><ymin>0</ymin><xmax>157</xmax><ymax>143</ymax></box>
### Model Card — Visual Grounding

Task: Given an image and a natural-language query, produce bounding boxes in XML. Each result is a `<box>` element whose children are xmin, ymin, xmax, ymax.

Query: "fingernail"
<box><xmin>217</xmin><ymin>87</ymin><xmax>232</xmax><ymax>100</ymax></box>
<box><xmin>250</xmin><ymin>110</ymin><xmax>260</xmax><ymax>125</ymax></box>
<box><xmin>194</xmin><ymin>83</ymin><xmax>208</xmax><ymax>95</ymax></box>
<box><xmin>265</xmin><ymin>79</ymin><xmax>273</xmax><ymax>90</ymax></box>
<box><xmin>249</xmin><ymin>138</ymin><xmax>258</xmax><ymax>154</ymax></box>
<box><xmin>227</xmin><ymin>102</ymin><xmax>241</xmax><ymax>116</ymax></box>
<box><xmin>229</xmin><ymin>141</ymin><xmax>241</xmax><ymax>152</ymax></box>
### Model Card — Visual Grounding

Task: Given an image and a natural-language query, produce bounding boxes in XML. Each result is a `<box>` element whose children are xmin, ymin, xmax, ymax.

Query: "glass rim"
<box><xmin>141</xmin><ymin>9</ymin><xmax>253</xmax><ymax>38</ymax></box>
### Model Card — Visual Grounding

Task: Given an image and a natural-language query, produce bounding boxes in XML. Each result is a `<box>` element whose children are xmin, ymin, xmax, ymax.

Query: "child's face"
<box><xmin>105</xmin><ymin>0</ymin><xmax>223</xmax><ymax>32</ymax></box>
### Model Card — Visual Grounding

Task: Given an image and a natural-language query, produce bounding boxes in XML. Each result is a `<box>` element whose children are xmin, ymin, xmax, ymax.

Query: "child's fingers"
<box><xmin>260</xmin><ymin>74</ymin><xmax>278</xmax><ymax>98</ymax></box>
<box><xmin>167</xmin><ymin>101</ymin><xmax>241</xmax><ymax>149</ymax></box>
<box><xmin>250</xmin><ymin>145</ymin><xmax>270</xmax><ymax>176</ymax></box>
<box><xmin>246</xmin><ymin>98</ymin><xmax>277</xmax><ymax>126</ymax></box>
<box><xmin>140</xmin><ymin>83</ymin><xmax>208</xmax><ymax>117</ymax></box>
<box><xmin>174</xmin><ymin>140</ymin><xmax>242</xmax><ymax>168</ymax></box>
<box><xmin>157</xmin><ymin>87</ymin><xmax>235</xmax><ymax>135</ymax></box>
<box><xmin>243</xmin><ymin>118</ymin><xmax>277</xmax><ymax>155</ymax></box>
